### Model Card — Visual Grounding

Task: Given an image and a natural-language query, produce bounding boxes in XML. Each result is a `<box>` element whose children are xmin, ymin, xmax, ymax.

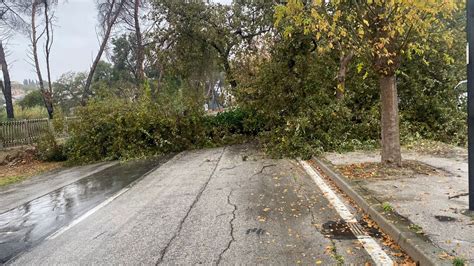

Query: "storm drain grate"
<box><xmin>321</xmin><ymin>220</ymin><xmax>369</xmax><ymax>239</ymax></box>
<box><xmin>347</xmin><ymin>222</ymin><xmax>366</xmax><ymax>237</ymax></box>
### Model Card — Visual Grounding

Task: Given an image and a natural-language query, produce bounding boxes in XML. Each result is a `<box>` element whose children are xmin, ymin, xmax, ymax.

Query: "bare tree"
<box><xmin>133</xmin><ymin>0</ymin><xmax>145</xmax><ymax>87</ymax></box>
<box><xmin>82</xmin><ymin>0</ymin><xmax>126</xmax><ymax>105</ymax></box>
<box><xmin>30</xmin><ymin>0</ymin><xmax>55</xmax><ymax>119</ymax></box>
<box><xmin>0</xmin><ymin>0</ymin><xmax>31</xmax><ymax>119</ymax></box>
<box><xmin>0</xmin><ymin>0</ymin><xmax>30</xmax><ymax>34</ymax></box>
<box><xmin>0</xmin><ymin>40</ymin><xmax>13</xmax><ymax>119</ymax></box>
<box><xmin>111</xmin><ymin>0</ymin><xmax>148</xmax><ymax>94</ymax></box>
<box><xmin>43</xmin><ymin>0</ymin><xmax>54</xmax><ymax>110</ymax></box>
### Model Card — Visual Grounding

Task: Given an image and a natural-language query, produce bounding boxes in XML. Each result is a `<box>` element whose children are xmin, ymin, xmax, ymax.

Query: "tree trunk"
<box><xmin>44</xmin><ymin>0</ymin><xmax>54</xmax><ymax>106</ymax></box>
<box><xmin>31</xmin><ymin>1</ymin><xmax>54</xmax><ymax>119</ymax></box>
<box><xmin>380</xmin><ymin>74</ymin><xmax>401</xmax><ymax>166</ymax></box>
<box><xmin>134</xmin><ymin>0</ymin><xmax>145</xmax><ymax>88</ymax></box>
<box><xmin>0</xmin><ymin>41</ymin><xmax>14</xmax><ymax>119</ymax></box>
<box><xmin>336</xmin><ymin>51</ymin><xmax>353</xmax><ymax>101</ymax></box>
<box><xmin>223</xmin><ymin>57</ymin><xmax>237</xmax><ymax>89</ymax></box>
<box><xmin>152</xmin><ymin>61</ymin><xmax>163</xmax><ymax>101</ymax></box>
<box><xmin>82</xmin><ymin>0</ymin><xmax>124</xmax><ymax>105</ymax></box>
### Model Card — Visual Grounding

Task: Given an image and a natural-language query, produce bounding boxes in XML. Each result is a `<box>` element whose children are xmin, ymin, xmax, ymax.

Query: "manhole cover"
<box><xmin>322</xmin><ymin>220</ymin><xmax>357</xmax><ymax>239</ymax></box>
<box><xmin>434</xmin><ymin>215</ymin><xmax>456</xmax><ymax>222</ymax></box>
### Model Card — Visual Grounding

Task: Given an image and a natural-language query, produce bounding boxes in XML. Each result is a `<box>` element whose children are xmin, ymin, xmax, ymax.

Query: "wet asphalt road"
<box><xmin>0</xmin><ymin>158</ymin><xmax>169</xmax><ymax>263</ymax></box>
<box><xmin>3</xmin><ymin>145</ymin><xmax>396</xmax><ymax>265</ymax></box>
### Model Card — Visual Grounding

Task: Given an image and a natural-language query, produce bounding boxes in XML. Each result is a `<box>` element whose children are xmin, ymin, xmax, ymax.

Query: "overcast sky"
<box><xmin>9</xmin><ymin>0</ymin><xmax>98</xmax><ymax>82</ymax></box>
<box><xmin>8</xmin><ymin>0</ymin><xmax>231</xmax><ymax>83</ymax></box>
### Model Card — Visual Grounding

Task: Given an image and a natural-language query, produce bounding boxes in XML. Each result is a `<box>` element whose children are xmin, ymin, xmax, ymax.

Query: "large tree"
<box><xmin>53</xmin><ymin>72</ymin><xmax>87</xmax><ymax>112</ymax></box>
<box><xmin>30</xmin><ymin>0</ymin><xmax>57</xmax><ymax>119</ymax></box>
<box><xmin>82</xmin><ymin>0</ymin><xmax>126</xmax><ymax>105</ymax></box>
<box><xmin>153</xmin><ymin>0</ymin><xmax>273</xmax><ymax>90</ymax></box>
<box><xmin>277</xmin><ymin>0</ymin><xmax>459</xmax><ymax>165</ymax></box>
<box><xmin>0</xmin><ymin>0</ymin><xmax>30</xmax><ymax>119</ymax></box>
<box><xmin>119</xmin><ymin>0</ymin><xmax>148</xmax><ymax>89</ymax></box>
<box><xmin>0</xmin><ymin>41</ymin><xmax>13</xmax><ymax>119</ymax></box>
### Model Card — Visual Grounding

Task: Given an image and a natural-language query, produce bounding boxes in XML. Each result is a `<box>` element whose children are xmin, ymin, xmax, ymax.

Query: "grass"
<box><xmin>0</xmin><ymin>161</ymin><xmax>63</xmax><ymax>187</ymax></box>
<box><xmin>409</xmin><ymin>223</ymin><xmax>424</xmax><ymax>234</ymax></box>
<box><xmin>382</xmin><ymin>202</ymin><xmax>394</xmax><ymax>212</ymax></box>
<box><xmin>0</xmin><ymin>105</ymin><xmax>48</xmax><ymax>121</ymax></box>
<box><xmin>0</xmin><ymin>175</ymin><xmax>28</xmax><ymax>187</ymax></box>
<box><xmin>328</xmin><ymin>245</ymin><xmax>345</xmax><ymax>265</ymax></box>
<box><xmin>452</xmin><ymin>257</ymin><xmax>466</xmax><ymax>266</ymax></box>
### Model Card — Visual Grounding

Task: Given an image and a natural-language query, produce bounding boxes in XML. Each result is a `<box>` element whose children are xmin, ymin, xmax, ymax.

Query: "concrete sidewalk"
<box><xmin>324</xmin><ymin>147</ymin><xmax>474</xmax><ymax>264</ymax></box>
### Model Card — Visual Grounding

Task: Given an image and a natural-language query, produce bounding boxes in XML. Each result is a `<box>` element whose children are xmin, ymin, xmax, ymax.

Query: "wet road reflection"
<box><xmin>0</xmin><ymin>157</ymin><xmax>169</xmax><ymax>264</ymax></box>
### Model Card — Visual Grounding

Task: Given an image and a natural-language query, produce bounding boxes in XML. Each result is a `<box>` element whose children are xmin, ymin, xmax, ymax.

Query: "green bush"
<box><xmin>65</xmin><ymin>98</ymin><xmax>254</xmax><ymax>163</ymax></box>
<box><xmin>204</xmin><ymin>108</ymin><xmax>263</xmax><ymax>145</ymax></box>
<box><xmin>18</xmin><ymin>90</ymin><xmax>44</xmax><ymax>109</ymax></box>
<box><xmin>234</xmin><ymin>14</ymin><xmax>466</xmax><ymax>158</ymax></box>
<box><xmin>36</xmin><ymin>131</ymin><xmax>67</xmax><ymax>162</ymax></box>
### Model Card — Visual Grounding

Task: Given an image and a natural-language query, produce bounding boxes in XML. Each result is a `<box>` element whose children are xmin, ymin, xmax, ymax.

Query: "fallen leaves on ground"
<box><xmin>335</xmin><ymin>160</ymin><xmax>447</xmax><ymax>180</ymax></box>
<box><xmin>0</xmin><ymin>148</ymin><xmax>63</xmax><ymax>187</ymax></box>
<box><xmin>438</xmin><ymin>251</ymin><xmax>455</xmax><ymax>260</ymax></box>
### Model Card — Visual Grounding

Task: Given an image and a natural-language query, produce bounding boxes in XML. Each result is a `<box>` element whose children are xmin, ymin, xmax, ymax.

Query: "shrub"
<box><xmin>65</xmin><ymin>98</ymin><xmax>254</xmax><ymax>163</ymax></box>
<box><xmin>204</xmin><ymin>108</ymin><xmax>263</xmax><ymax>145</ymax></box>
<box><xmin>234</xmin><ymin>17</ymin><xmax>466</xmax><ymax>158</ymax></box>
<box><xmin>36</xmin><ymin>131</ymin><xmax>67</xmax><ymax>162</ymax></box>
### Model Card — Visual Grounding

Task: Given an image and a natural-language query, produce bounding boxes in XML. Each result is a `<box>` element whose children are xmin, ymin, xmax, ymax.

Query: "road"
<box><xmin>5</xmin><ymin>145</ymin><xmax>400</xmax><ymax>265</ymax></box>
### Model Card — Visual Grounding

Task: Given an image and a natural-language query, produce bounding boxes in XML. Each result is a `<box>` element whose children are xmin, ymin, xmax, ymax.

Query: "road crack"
<box><xmin>220</xmin><ymin>165</ymin><xmax>239</xmax><ymax>171</ymax></box>
<box><xmin>216</xmin><ymin>189</ymin><xmax>237</xmax><ymax>265</ymax></box>
<box><xmin>251</xmin><ymin>163</ymin><xmax>277</xmax><ymax>177</ymax></box>
<box><xmin>291</xmin><ymin>176</ymin><xmax>317</xmax><ymax>227</ymax></box>
<box><xmin>155</xmin><ymin>147</ymin><xmax>226</xmax><ymax>265</ymax></box>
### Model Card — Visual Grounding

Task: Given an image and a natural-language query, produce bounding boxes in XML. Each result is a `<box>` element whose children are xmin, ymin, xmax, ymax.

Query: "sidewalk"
<box><xmin>323</xmin><ymin>145</ymin><xmax>473</xmax><ymax>264</ymax></box>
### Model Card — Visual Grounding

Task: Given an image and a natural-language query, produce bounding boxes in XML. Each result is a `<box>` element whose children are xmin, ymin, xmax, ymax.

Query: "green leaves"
<box><xmin>65</xmin><ymin>96</ymin><xmax>258</xmax><ymax>163</ymax></box>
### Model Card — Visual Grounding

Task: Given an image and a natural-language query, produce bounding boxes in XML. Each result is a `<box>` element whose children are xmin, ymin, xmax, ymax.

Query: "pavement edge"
<box><xmin>311</xmin><ymin>156</ymin><xmax>449</xmax><ymax>266</ymax></box>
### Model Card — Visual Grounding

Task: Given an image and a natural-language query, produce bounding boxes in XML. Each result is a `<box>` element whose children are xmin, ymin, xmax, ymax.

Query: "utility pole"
<box><xmin>467</xmin><ymin>0</ymin><xmax>474</xmax><ymax>211</ymax></box>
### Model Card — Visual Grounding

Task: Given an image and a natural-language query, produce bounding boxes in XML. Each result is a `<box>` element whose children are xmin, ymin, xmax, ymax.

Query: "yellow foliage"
<box><xmin>276</xmin><ymin>0</ymin><xmax>461</xmax><ymax>75</ymax></box>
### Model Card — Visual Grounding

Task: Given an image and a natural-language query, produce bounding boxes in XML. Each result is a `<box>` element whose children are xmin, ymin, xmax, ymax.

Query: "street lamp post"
<box><xmin>467</xmin><ymin>0</ymin><xmax>474</xmax><ymax>211</ymax></box>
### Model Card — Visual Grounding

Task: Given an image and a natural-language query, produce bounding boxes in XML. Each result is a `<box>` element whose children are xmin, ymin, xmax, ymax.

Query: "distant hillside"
<box><xmin>1</xmin><ymin>81</ymin><xmax>40</xmax><ymax>104</ymax></box>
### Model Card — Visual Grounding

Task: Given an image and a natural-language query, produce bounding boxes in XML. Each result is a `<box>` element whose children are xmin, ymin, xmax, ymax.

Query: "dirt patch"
<box><xmin>335</xmin><ymin>160</ymin><xmax>449</xmax><ymax>180</ymax></box>
<box><xmin>0</xmin><ymin>147</ymin><xmax>63</xmax><ymax>187</ymax></box>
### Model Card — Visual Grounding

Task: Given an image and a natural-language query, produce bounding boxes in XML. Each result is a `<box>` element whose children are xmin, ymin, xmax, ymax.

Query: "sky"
<box><xmin>8</xmin><ymin>0</ymin><xmax>231</xmax><ymax>83</ymax></box>
<box><xmin>9</xmin><ymin>0</ymin><xmax>99</xmax><ymax>82</ymax></box>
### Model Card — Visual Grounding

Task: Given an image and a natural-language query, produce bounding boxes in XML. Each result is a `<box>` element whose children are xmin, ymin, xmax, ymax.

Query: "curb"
<box><xmin>311</xmin><ymin>156</ymin><xmax>449</xmax><ymax>266</ymax></box>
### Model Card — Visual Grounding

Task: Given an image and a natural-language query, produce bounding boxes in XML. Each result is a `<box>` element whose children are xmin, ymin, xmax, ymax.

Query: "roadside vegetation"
<box><xmin>0</xmin><ymin>147</ymin><xmax>63</xmax><ymax>187</ymax></box>
<box><xmin>0</xmin><ymin>1</ymin><xmax>468</xmax><ymax>166</ymax></box>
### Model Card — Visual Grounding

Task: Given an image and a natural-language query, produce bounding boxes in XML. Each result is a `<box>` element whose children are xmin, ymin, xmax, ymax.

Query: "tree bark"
<box><xmin>44</xmin><ymin>0</ymin><xmax>54</xmax><ymax>109</ymax></box>
<box><xmin>0</xmin><ymin>41</ymin><xmax>14</xmax><ymax>119</ymax></box>
<box><xmin>134</xmin><ymin>0</ymin><xmax>145</xmax><ymax>87</ymax></box>
<box><xmin>380</xmin><ymin>74</ymin><xmax>402</xmax><ymax>166</ymax></box>
<box><xmin>223</xmin><ymin>57</ymin><xmax>237</xmax><ymax>89</ymax></box>
<box><xmin>336</xmin><ymin>51</ymin><xmax>353</xmax><ymax>100</ymax></box>
<box><xmin>31</xmin><ymin>1</ymin><xmax>54</xmax><ymax>119</ymax></box>
<box><xmin>82</xmin><ymin>0</ymin><xmax>125</xmax><ymax>105</ymax></box>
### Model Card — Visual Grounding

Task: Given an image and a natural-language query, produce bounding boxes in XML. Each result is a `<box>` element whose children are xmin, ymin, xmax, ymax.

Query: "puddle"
<box><xmin>0</xmin><ymin>157</ymin><xmax>169</xmax><ymax>263</ymax></box>
<box><xmin>434</xmin><ymin>215</ymin><xmax>457</xmax><ymax>222</ymax></box>
<box><xmin>322</xmin><ymin>220</ymin><xmax>357</xmax><ymax>240</ymax></box>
